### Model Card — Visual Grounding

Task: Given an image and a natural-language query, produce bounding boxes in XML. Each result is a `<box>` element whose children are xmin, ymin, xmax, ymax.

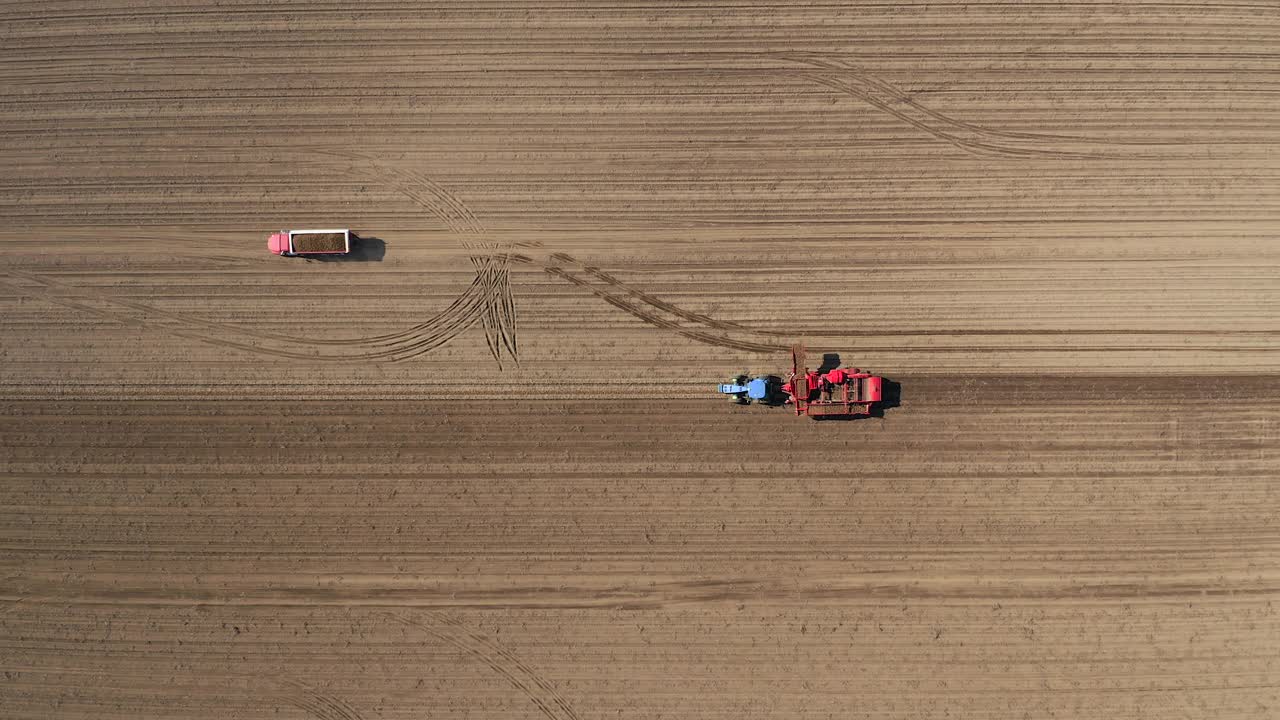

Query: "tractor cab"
<box><xmin>718</xmin><ymin>374</ymin><xmax>781</xmax><ymax>405</ymax></box>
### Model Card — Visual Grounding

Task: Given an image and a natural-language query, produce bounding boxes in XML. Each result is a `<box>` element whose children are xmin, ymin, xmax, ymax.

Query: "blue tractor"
<box><xmin>717</xmin><ymin>374</ymin><xmax>784</xmax><ymax>405</ymax></box>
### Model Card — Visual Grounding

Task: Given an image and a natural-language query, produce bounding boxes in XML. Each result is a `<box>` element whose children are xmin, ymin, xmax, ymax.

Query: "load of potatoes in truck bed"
<box><xmin>290</xmin><ymin>232</ymin><xmax>346</xmax><ymax>252</ymax></box>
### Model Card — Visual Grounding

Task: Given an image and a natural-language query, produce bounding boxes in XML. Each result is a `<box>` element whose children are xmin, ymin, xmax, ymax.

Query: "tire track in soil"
<box><xmin>1</xmin><ymin>154</ymin><xmax>519</xmax><ymax>364</ymax></box>
<box><xmin>0</xmin><ymin>269</ymin><xmax>489</xmax><ymax>363</ymax></box>
<box><xmin>312</xmin><ymin>150</ymin><xmax>519</xmax><ymax>366</ymax></box>
<box><xmin>4</xmin><ymin>54</ymin><xmax>1141</xmax><ymax>363</ymax></box>
<box><xmin>5</xmin><ymin>176</ymin><xmax>788</xmax><ymax>361</ymax></box>
<box><xmin>548</xmin><ymin>252</ymin><xmax>765</xmax><ymax>335</ymax></box>
<box><xmin>2</xmin><ymin>268</ymin><xmax>457</xmax><ymax>350</ymax></box>
<box><xmin>779</xmin><ymin>54</ymin><xmax>1137</xmax><ymax>160</ymax></box>
<box><xmin>0</xmin><ymin>596</ymin><xmax>26</xmax><ymax>616</ymax></box>
<box><xmin>5</xmin><ymin>54</ymin><xmax>1205</xmax><ymax>362</ymax></box>
<box><xmin>273</xmin><ymin>679</ymin><xmax>365</xmax><ymax>720</ymax></box>
<box><xmin>380</xmin><ymin>164</ymin><xmax>520</xmax><ymax>365</ymax></box>
<box><xmin>8</xmin><ymin>244</ymin><xmax>786</xmax><ymax>360</ymax></box>
<box><xmin>514</xmin><ymin>254</ymin><xmax>789</xmax><ymax>354</ymax></box>
<box><xmin>0</xmin><ymin>272</ymin><xmax>333</xmax><ymax>361</ymax></box>
<box><xmin>389</xmin><ymin>611</ymin><xmax>582</xmax><ymax>720</ymax></box>
<box><xmin>218</xmin><ymin>153</ymin><xmax>518</xmax><ymax>353</ymax></box>
<box><xmin>6</xmin><ymin>162</ymin><xmax>787</xmax><ymax>361</ymax></box>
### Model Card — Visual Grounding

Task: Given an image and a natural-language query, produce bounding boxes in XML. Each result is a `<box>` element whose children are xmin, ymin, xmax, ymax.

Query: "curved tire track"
<box><xmin>0</xmin><ymin>269</ymin><xmax>489</xmax><ymax>363</ymax></box>
<box><xmin>780</xmin><ymin>54</ymin><xmax>1142</xmax><ymax>159</ymax></box>
<box><xmin>514</xmin><ymin>254</ymin><xmax>789</xmax><ymax>354</ymax></box>
<box><xmin>4</xmin><ymin>153</ymin><xmax>519</xmax><ymax>364</ymax></box>
<box><xmin>313</xmin><ymin>150</ymin><xmax>519</xmax><ymax>366</ymax></box>
<box><xmin>390</xmin><ymin>611</ymin><xmax>582</xmax><ymax>720</ymax></box>
<box><xmin>548</xmin><ymin>252</ymin><xmax>766</xmax><ymax>335</ymax></box>
<box><xmin>6</xmin><ymin>56</ymin><xmax>1135</xmax><ymax>362</ymax></box>
<box><xmin>8</xmin><ymin>156</ymin><xmax>791</xmax><ymax>361</ymax></box>
<box><xmin>274</xmin><ymin>679</ymin><xmax>365</xmax><ymax>720</ymax></box>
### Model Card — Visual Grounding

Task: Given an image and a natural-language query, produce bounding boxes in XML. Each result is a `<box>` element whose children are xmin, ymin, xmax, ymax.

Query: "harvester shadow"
<box><xmin>305</xmin><ymin>235</ymin><xmax>386</xmax><ymax>262</ymax></box>
<box><xmin>870</xmin><ymin>378</ymin><xmax>902</xmax><ymax>418</ymax></box>
<box><xmin>817</xmin><ymin>353</ymin><xmax>842</xmax><ymax>374</ymax></box>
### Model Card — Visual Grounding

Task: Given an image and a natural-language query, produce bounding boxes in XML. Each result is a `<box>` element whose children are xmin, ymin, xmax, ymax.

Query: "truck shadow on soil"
<box><xmin>305</xmin><ymin>235</ymin><xmax>386</xmax><ymax>262</ymax></box>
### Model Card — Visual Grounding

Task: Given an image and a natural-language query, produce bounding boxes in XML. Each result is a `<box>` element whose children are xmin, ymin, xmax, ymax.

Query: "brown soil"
<box><xmin>290</xmin><ymin>232</ymin><xmax>346</xmax><ymax>253</ymax></box>
<box><xmin>1</xmin><ymin>3</ymin><xmax>1278</xmax><ymax>720</ymax></box>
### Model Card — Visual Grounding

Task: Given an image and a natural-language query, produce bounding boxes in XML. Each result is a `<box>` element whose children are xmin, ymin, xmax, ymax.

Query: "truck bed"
<box><xmin>290</xmin><ymin>232</ymin><xmax>348</xmax><ymax>253</ymax></box>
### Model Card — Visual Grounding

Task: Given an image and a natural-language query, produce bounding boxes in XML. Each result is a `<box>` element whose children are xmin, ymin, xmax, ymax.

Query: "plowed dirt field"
<box><xmin>2</xmin><ymin>2</ymin><xmax>1278</xmax><ymax>719</ymax></box>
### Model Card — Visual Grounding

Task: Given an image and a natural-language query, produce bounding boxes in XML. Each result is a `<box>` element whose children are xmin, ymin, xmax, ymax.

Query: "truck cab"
<box><xmin>267</xmin><ymin>232</ymin><xmax>291</xmax><ymax>255</ymax></box>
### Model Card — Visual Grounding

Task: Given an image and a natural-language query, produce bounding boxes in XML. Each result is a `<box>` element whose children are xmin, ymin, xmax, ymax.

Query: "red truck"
<box><xmin>267</xmin><ymin>229</ymin><xmax>351</xmax><ymax>256</ymax></box>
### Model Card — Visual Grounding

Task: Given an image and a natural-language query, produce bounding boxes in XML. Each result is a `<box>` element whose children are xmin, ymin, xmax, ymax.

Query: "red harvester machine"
<box><xmin>786</xmin><ymin>344</ymin><xmax>884</xmax><ymax>418</ymax></box>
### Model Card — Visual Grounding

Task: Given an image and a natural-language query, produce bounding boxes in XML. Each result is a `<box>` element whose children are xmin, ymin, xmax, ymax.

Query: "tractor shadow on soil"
<box><xmin>305</xmin><ymin>235</ymin><xmax>386</xmax><ymax>262</ymax></box>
